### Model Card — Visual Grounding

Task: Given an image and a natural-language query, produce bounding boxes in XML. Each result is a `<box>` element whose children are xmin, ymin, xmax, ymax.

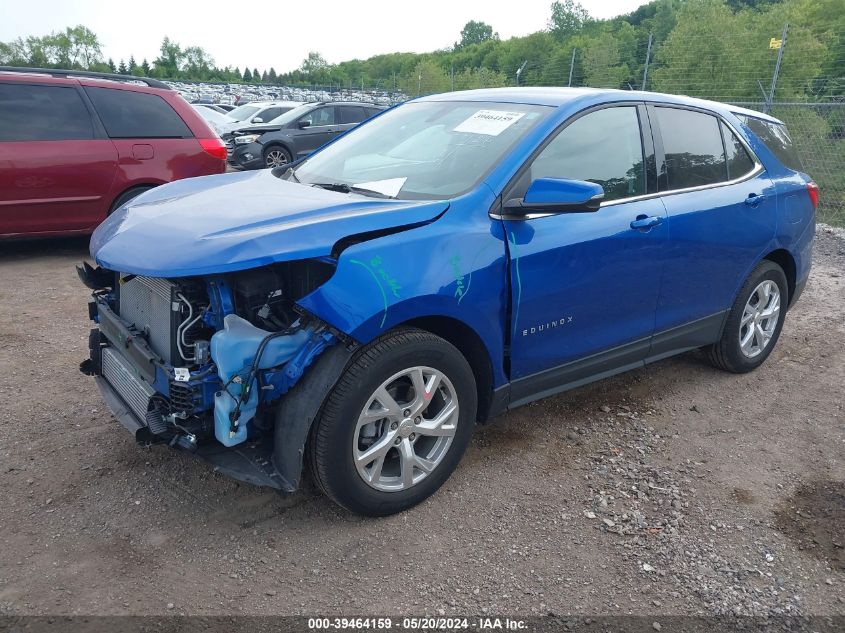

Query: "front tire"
<box><xmin>308</xmin><ymin>328</ymin><xmax>477</xmax><ymax>516</ymax></box>
<box><xmin>707</xmin><ymin>260</ymin><xmax>788</xmax><ymax>373</ymax></box>
<box><xmin>263</xmin><ymin>145</ymin><xmax>291</xmax><ymax>169</ymax></box>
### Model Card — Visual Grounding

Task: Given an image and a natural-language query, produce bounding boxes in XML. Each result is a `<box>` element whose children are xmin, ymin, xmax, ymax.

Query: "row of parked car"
<box><xmin>192</xmin><ymin>100</ymin><xmax>386</xmax><ymax>169</ymax></box>
<box><xmin>167</xmin><ymin>79</ymin><xmax>404</xmax><ymax>108</ymax></box>
<box><xmin>0</xmin><ymin>67</ymin><xmax>385</xmax><ymax>237</ymax></box>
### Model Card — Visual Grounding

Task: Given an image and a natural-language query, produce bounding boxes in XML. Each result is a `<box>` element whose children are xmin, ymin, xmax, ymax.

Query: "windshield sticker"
<box><xmin>354</xmin><ymin>177</ymin><xmax>407</xmax><ymax>198</ymax></box>
<box><xmin>454</xmin><ymin>110</ymin><xmax>526</xmax><ymax>136</ymax></box>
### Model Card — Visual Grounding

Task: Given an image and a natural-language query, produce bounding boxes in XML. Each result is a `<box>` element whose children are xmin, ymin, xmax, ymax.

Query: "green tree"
<box><xmin>549</xmin><ymin>0</ymin><xmax>591</xmax><ymax>41</ymax></box>
<box><xmin>183</xmin><ymin>46</ymin><xmax>214</xmax><ymax>79</ymax></box>
<box><xmin>128</xmin><ymin>55</ymin><xmax>137</xmax><ymax>74</ymax></box>
<box><xmin>252</xmin><ymin>67</ymin><xmax>260</xmax><ymax>83</ymax></box>
<box><xmin>268</xmin><ymin>67</ymin><xmax>277</xmax><ymax>83</ymax></box>
<box><xmin>117</xmin><ymin>59</ymin><xmax>127</xmax><ymax>74</ymax></box>
<box><xmin>154</xmin><ymin>36</ymin><xmax>183</xmax><ymax>78</ymax></box>
<box><xmin>455</xmin><ymin>21</ymin><xmax>498</xmax><ymax>50</ymax></box>
<box><xmin>242</xmin><ymin>67</ymin><xmax>252</xmax><ymax>82</ymax></box>
<box><xmin>140</xmin><ymin>58</ymin><xmax>151</xmax><ymax>76</ymax></box>
<box><xmin>106</xmin><ymin>57</ymin><xmax>116</xmax><ymax>73</ymax></box>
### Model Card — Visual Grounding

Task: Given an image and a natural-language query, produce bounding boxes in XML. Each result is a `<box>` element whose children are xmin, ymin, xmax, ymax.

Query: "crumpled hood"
<box><xmin>91</xmin><ymin>170</ymin><xmax>448</xmax><ymax>277</ymax></box>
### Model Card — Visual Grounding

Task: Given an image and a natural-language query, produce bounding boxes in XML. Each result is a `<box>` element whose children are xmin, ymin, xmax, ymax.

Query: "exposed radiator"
<box><xmin>101</xmin><ymin>347</ymin><xmax>156</xmax><ymax>422</ymax></box>
<box><xmin>118</xmin><ymin>275</ymin><xmax>175</xmax><ymax>363</ymax></box>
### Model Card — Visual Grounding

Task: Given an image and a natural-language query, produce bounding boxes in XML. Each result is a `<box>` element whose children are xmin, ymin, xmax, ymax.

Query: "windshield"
<box><xmin>293</xmin><ymin>101</ymin><xmax>551</xmax><ymax>199</ymax></box>
<box><xmin>228</xmin><ymin>104</ymin><xmax>262</xmax><ymax>121</ymax></box>
<box><xmin>193</xmin><ymin>105</ymin><xmax>231</xmax><ymax>126</ymax></box>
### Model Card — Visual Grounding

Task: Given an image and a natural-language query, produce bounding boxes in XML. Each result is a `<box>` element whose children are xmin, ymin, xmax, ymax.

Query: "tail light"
<box><xmin>807</xmin><ymin>181</ymin><xmax>819</xmax><ymax>210</ymax></box>
<box><xmin>199</xmin><ymin>138</ymin><xmax>227</xmax><ymax>161</ymax></box>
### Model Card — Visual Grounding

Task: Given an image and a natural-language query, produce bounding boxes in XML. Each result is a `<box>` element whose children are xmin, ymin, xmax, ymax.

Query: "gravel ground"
<box><xmin>0</xmin><ymin>227</ymin><xmax>843</xmax><ymax>618</ymax></box>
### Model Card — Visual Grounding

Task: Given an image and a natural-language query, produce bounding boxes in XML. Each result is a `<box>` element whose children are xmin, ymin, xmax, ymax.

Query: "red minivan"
<box><xmin>0</xmin><ymin>67</ymin><xmax>227</xmax><ymax>238</ymax></box>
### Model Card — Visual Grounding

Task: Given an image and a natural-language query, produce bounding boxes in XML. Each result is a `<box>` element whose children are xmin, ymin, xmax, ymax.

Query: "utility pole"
<box><xmin>516</xmin><ymin>60</ymin><xmax>528</xmax><ymax>87</ymax></box>
<box><xmin>567</xmin><ymin>48</ymin><xmax>577</xmax><ymax>87</ymax></box>
<box><xmin>767</xmin><ymin>23</ymin><xmax>788</xmax><ymax>113</ymax></box>
<box><xmin>641</xmin><ymin>33</ymin><xmax>653</xmax><ymax>91</ymax></box>
<box><xmin>418</xmin><ymin>72</ymin><xmax>422</xmax><ymax>96</ymax></box>
<box><xmin>451</xmin><ymin>65</ymin><xmax>454</xmax><ymax>92</ymax></box>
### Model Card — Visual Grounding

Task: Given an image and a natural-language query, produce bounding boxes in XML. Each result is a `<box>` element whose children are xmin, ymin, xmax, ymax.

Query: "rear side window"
<box><xmin>339</xmin><ymin>106</ymin><xmax>367</xmax><ymax>124</ymax></box>
<box><xmin>655</xmin><ymin>107</ymin><xmax>727</xmax><ymax>190</ymax></box>
<box><xmin>528</xmin><ymin>106</ymin><xmax>645</xmax><ymax>202</ymax></box>
<box><xmin>0</xmin><ymin>83</ymin><xmax>93</xmax><ymax>141</ymax></box>
<box><xmin>85</xmin><ymin>87</ymin><xmax>192</xmax><ymax>139</ymax></box>
<box><xmin>739</xmin><ymin>115</ymin><xmax>803</xmax><ymax>172</ymax></box>
<box><xmin>720</xmin><ymin>122</ymin><xmax>756</xmax><ymax>179</ymax></box>
<box><xmin>256</xmin><ymin>107</ymin><xmax>283</xmax><ymax>122</ymax></box>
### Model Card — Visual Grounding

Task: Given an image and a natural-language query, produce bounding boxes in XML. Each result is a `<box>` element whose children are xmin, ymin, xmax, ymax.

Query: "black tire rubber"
<box><xmin>706</xmin><ymin>260</ymin><xmax>788</xmax><ymax>374</ymax></box>
<box><xmin>307</xmin><ymin>328</ymin><xmax>477</xmax><ymax>516</ymax></box>
<box><xmin>262</xmin><ymin>145</ymin><xmax>292</xmax><ymax>169</ymax></box>
<box><xmin>109</xmin><ymin>186</ymin><xmax>154</xmax><ymax>214</ymax></box>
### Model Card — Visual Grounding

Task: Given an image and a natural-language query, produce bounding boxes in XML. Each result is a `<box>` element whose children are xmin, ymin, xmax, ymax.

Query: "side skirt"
<box><xmin>490</xmin><ymin>311</ymin><xmax>727</xmax><ymax>416</ymax></box>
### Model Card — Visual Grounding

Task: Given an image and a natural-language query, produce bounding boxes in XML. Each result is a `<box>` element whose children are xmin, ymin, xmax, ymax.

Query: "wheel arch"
<box><xmin>108</xmin><ymin>183</ymin><xmax>159</xmax><ymax>213</ymax></box>
<box><xmin>763</xmin><ymin>248</ymin><xmax>797</xmax><ymax>307</ymax></box>
<box><xmin>398</xmin><ymin>316</ymin><xmax>495</xmax><ymax>424</ymax></box>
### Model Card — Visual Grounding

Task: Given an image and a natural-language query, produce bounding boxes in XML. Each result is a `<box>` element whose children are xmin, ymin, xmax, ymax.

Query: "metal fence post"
<box><xmin>568</xmin><ymin>48</ymin><xmax>576</xmax><ymax>87</ymax></box>
<box><xmin>767</xmin><ymin>22</ymin><xmax>789</xmax><ymax>113</ymax></box>
<box><xmin>641</xmin><ymin>33</ymin><xmax>653</xmax><ymax>91</ymax></box>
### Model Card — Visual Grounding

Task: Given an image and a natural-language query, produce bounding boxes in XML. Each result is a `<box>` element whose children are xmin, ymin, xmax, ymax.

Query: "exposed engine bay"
<box><xmin>78</xmin><ymin>258</ymin><xmax>339</xmax><ymax>463</ymax></box>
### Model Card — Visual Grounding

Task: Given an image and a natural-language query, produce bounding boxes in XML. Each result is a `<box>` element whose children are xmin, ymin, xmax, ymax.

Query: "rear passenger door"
<box><xmin>649</xmin><ymin>105</ymin><xmax>777</xmax><ymax>342</ymax></box>
<box><xmin>0</xmin><ymin>82</ymin><xmax>118</xmax><ymax>235</ymax></box>
<box><xmin>293</xmin><ymin>106</ymin><xmax>338</xmax><ymax>157</ymax></box>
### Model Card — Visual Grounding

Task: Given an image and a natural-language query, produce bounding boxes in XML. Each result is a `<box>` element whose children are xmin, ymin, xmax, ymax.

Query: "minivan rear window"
<box><xmin>738</xmin><ymin>115</ymin><xmax>803</xmax><ymax>172</ymax></box>
<box><xmin>0</xmin><ymin>83</ymin><xmax>94</xmax><ymax>141</ymax></box>
<box><xmin>85</xmin><ymin>87</ymin><xmax>192</xmax><ymax>139</ymax></box>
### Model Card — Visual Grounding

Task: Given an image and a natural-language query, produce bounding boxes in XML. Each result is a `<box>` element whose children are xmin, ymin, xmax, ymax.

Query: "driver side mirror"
<box><xmin>251</xmin><ymin>117</ymin><xmax>264</xmax><ymax>123</ymax></box>
<box><xmin>297</xmin><ymin>119</ymin><xmax>311</xmax><ymax>129</ymax></box>
<box><xmin>503</xmin><ymin>178</ymin><xmax>604</xmax><ymax>215</ymax></box>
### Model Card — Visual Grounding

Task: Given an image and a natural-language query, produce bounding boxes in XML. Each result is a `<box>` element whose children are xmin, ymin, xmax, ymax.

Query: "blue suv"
<box><xmin>80</xmin><ymin>88</ymin><xmax>817</xmax><ymax>516</ymax></box>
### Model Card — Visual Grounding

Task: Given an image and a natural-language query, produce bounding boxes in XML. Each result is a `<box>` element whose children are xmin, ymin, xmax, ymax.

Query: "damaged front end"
<box><xmin>78</xmin><ymin>258</ymin><xmax>344</xmax><ymax>490</ymax></box>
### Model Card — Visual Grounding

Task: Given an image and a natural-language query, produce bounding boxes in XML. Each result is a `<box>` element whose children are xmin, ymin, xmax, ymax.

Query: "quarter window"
<box><xmin>721</xmin><ymin>122</ymin><xmax>755</xmax><ymax>179</ymax></box>
<box><xmin>739</xmin><ymin>115</ymin><xmax>803</xmax><ymax>172</ymax></box>
<box><xmin>0</xmin><ymin>83</ymin><xmax>94</xmax><ymax>141</ymax></box>
<box><xmin>655</xmin><ymin>107</ymin><xmax>727</xmax><ymax>190</ymax></box>
<box><xmin>339</xmin><ymin>106</ymin><xmax>367</xmax><ymax>125</ymax></box>
<box><xmin>527</xmin><ymin>106</ymin><xmax>645</xmax><ymax>202</ymax></box>
<box><xmin>85</xmin><ymin>87</ymin><xmax>192</xmax><ymax>139</ymax></box>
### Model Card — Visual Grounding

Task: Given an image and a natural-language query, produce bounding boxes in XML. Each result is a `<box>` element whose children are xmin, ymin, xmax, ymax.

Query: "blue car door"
<box><xmin>500</xmin><ymin>104</ymin><xmax>667</xmax><ymax>401</ymax></box>
<box><xmin>647</xmin><ymin>105</ymin><xmax>777</xmax><ymax>344</ymax></box>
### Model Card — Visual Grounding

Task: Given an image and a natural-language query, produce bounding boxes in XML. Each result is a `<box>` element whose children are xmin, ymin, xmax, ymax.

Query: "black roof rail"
<box><xmin>0</xmin><ymin>66</ymin><xmax>172</xmax><ymax>90</ymax></box>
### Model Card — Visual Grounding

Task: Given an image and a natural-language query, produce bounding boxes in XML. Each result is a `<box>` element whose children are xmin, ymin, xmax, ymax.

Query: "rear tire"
<box><xmin>109</xmin><ymin>186</ymin><xmax>154</xmax><ymax>214</ymax></box>
<box><xmin>308</xmin><ymin>328</ymin><xmax>477</xmax><ymax>516</ymax></box>
<box><xmin>707</xmin><ymin>260</ymin><xmax>788</xmax><ymax>373</ymax></box>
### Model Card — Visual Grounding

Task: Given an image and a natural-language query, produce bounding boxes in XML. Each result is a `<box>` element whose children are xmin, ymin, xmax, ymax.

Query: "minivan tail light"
<box><xmin>199</xmin><ymin>138</ymin><xmax>227</xmax><ymax>161</ymax></box>
<box><xmin>807</xmin><ymin>181</ymin><xmax>819</xmax><ymax>210</ymax></box>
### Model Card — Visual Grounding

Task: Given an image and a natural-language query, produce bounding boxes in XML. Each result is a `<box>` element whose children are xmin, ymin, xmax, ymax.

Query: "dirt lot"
<box><xmin>0</xmin><ymin>228</ymin><xmax>843</xmax><ymax>618</ymax></box>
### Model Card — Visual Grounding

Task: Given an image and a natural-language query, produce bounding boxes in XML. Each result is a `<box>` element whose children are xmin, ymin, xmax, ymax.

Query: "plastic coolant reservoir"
<box><xmin>210</xmin><ymin>314</ymin><xmax>310</xmax><ymax>447</ymax></box>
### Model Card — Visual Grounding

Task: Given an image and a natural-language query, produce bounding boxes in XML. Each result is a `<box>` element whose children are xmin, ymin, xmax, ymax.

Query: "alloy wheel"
<box><xmin>739</xmin><ymin>280</ymin><xmax>781</xmax><ymax>358</ymax></box>
<box><xmin>353</xmin><ymin>366</ymin><xmax>459</xmax><ymax>492</ymax></box>
<box><xmin>265</xmin><ymin>149</ymin><xmax>289</xmax><ymax>168</ymax></box>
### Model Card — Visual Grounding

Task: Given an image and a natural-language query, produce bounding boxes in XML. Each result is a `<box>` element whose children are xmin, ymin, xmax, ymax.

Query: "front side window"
<box><xmin>721</xmin><ymin>121</ymin><xmax>756</xmax><ymax>179</ymax></box>
<box><xmin>0</xmin><ymin>83</ymin><xmax>93</xmax><ymax>141</ymax></box>
<box><xmin>85</xmin><ymin>87</ymin><xmax>192</xmax><ymax>139</ymax></box>
<box><xmin>300</xmin><ymin>107</ymin><xmax>336</xmax><ymax>127</ymax></box>
<box><xmin>293</xmin><ymin>101</ymin><xmax>551</xmax><ymax>200</ymax></box>
<box><xmin>655</xmin><ymin>107</ymin><xmax>727</xmax><ymax>190</ymax></box>
<box><xmin>526</xmin><ymin>106</ymin><xmax>645</xmax><ymax>202</ymax></box>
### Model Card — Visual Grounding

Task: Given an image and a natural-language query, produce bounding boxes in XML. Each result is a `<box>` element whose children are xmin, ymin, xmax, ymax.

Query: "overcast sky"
<box><xmin>2</xmin><ymin>0</ymin><xmax>647</xmax><ymax>73</ymax></box>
